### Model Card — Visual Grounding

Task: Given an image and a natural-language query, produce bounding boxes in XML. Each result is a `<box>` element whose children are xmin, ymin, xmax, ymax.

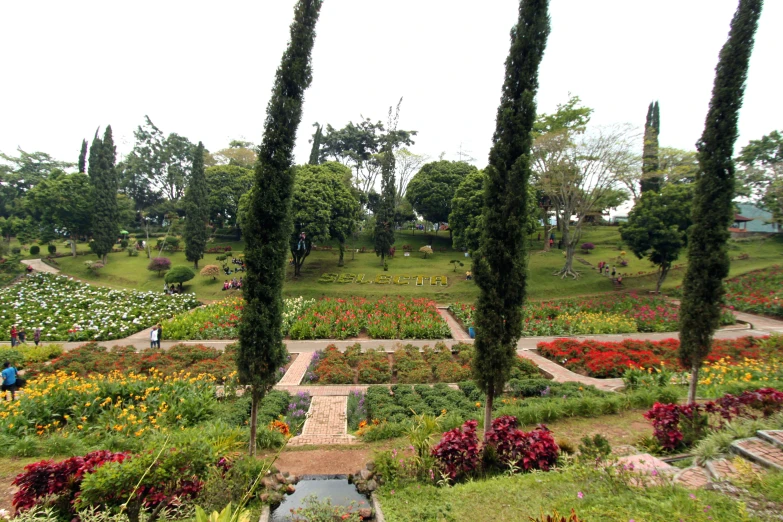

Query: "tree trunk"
<box><xmin>70</xmin><ymin>240</ymin><xmax>77</xmax><ymax>257</ymax></box>
<box><xmin>483</xmin><ymin>388</ymin><xmax>494</xmax><ymax>439</ymax></box>
<box><xmin>554</xmin><ymin>223</ymin><xmax>579</xmax><ymax>279</ymax></box>
<box><xmin>338</xmin><ymin>241</ymin><xmax>345</xmax><ymax>267</ymax></box>
<box><xmin>249</xmin><ymin>387</ymin><xmax>259</xmax><ymax>456</ymax></box>
<box><xmin>145</xmin><ymin>228</ymin><xmax>151</xmax><ymax>258</ymax></box>
<box><xmin>656</xmin><ymin>264</ymin><xmax>670</xmax><ymax>293</ymax></box>
<box><xmin>688</xmin><ymin>364</ymin><xmax>699</xmax><ymax>404</ymax></box>
<box><xmin>380</xmin><ymin>252</ymin><xmax>385</xmax><ymax>267</ymax></box>
<box><xmin>102</xmin><ymin>254</ymin><xmax>108</xmax><ymax>264</ymax></box>
<box><xmin>194</xmin><ymin>259</ymin><xmax>199</xmax><ymax>269</ymax></box>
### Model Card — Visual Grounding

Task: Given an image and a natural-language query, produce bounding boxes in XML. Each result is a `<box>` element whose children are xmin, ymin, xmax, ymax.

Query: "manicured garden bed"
<box><xmin>537</xmin><ymin>335</ymin><xmax>781</xmax><ymax>378</ymax></box>
<box><xmin>0</xmin><ymin>273</ymin><xmax>200</xmax><ymax>341</ymax></box>
<box><xmin>302</xmin><ymin>343</ymin><xmax>541</xmax><ymax>385</ymax></box>
<box><xmin>25</xmin><ymin>342</ymin><xmax>296</xmax><ymax>384</ymax></box>
<box><xmin>724</xmin><ymin>265</ymin><xmax>783</xmax><ymax>318</ymax></box>
<box><xmin>450</xmin><ymin>293</ymin><xmax>735</xmax><ymax>336</ymax></box>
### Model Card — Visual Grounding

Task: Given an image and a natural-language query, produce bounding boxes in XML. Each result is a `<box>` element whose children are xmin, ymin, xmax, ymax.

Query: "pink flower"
<box><xmin>577</xmin><ymin>491</ymin><xmax>583</xmax><ymax>499</ymax></box>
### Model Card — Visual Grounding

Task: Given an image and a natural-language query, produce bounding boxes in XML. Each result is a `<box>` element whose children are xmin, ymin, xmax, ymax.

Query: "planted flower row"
<box><xmin>450</xmin><ymin>293</ymin><xmax>735</xmax><ymax>336</ymax></box>
<box><xmin>303</xmin><ymin>343</ymin><xmax>541</xmax><ymax>385</ymax></box>
<box><xmin>724</xmin><ymin>266</ymin><xmax>783</xmax><ymax>318</ymax></box>
<box><xmin>537</xmin><ymin>335</ymin><xmax>781</xmax><ymax>378</ymax></box>
<box><xmin>0</xmin><ymin>273</ymin><xmax>200</xmax><ymax>341</ymax></box>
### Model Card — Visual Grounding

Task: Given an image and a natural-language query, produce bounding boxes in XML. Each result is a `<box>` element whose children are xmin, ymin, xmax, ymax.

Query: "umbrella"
<box><xmin>120</xmin><ymin>230</ymin><xmax>129</xmax><ymax>235</ymax></box>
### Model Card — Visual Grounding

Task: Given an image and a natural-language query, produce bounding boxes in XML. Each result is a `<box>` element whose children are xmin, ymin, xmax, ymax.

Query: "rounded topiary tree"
<box><xmin>30</xmin><ymin>245</ymin><xmax>40</xmax><ymax>255</ymax></box>
<box><xmin>419</xmin><ymin>246</ymin><xmax>433</xmax><ymax>259</ymax></box>
<box><xmin>48</xmin><ymin>244</ymin><xmax>56</xmax><ymax>254</ymax></box>
<box><xmin>200</xmin><ymin>264</ymin><xmax>220</xmax><ymax>280</ymax></box>
<box><xmin>580</xmin><ymin>242</ymin><xmax>595</xmax><ymax>254</ymax></box>
<box><xmin>165</xmin><ymin>265</ymin><xmax>196</xmax><ymax>287</ymax></box>
<box><xmin>147</xmin><ymin>257</ymin><xmax>171</xmax><ymax>276</ymax></box>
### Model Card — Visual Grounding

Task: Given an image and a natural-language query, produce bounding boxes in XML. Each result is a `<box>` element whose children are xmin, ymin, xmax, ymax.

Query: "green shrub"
<box><xmin>48</xmin><ymin>244</ymin><xmax>57</xmax><ymax>254</ymax></box>
<box><xmin>29</xmin><ymin>245</ymin><xmax>40</xmax><ymax>255</ymax></box>
<box><xmin>165</xmin><ymin>265</ymin><xmax>196</xmax><ymax>285</ymax></box>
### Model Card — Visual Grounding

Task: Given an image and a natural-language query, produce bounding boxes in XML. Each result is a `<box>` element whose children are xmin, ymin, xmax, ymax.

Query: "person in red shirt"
<box><xmin>10</xmin><ymin>325</ymin><xmax>17</xmax><ymax>347</ymax></box>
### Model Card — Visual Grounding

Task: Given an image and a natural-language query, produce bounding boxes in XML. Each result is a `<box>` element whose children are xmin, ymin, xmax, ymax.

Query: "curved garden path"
<box><xmin>19</xmin><ymin>259</ymin><xmax>59</xmax><ymax>274</ymax></box>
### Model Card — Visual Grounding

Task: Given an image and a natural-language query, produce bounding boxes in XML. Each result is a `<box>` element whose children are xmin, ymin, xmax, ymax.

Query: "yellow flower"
<box><xmin>475</xmin><ymin>402</ymin><xmax>481</xmax><ymax>408</ymax></box>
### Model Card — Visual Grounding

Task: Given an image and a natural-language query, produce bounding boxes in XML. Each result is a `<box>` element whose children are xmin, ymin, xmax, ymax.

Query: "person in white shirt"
<box><xmin>150</xmin><ymin>326</ymin><xmax>158</xmax><ymax>349</ymax></box>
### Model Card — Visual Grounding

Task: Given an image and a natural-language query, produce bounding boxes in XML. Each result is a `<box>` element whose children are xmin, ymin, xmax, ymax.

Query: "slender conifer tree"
<box><xmin>473</xmin><ymin>0</ymin><xmax>550</xmax><ymax>436</ymax></box>
<box><xmin>78</xmin><ymin>139</ymin><xmax>88</xmax><ymax>173</ymax></box>
<box><xmin>184</xmin><ymin>142</ymin><xmax>209</xmax><ymax>268</ymax></box>
<box><xmin>640</xmin><ymin>102</ymin><xmax>661</xmax><ymax>193</ymax></box>
<box><xmin>238</xmin><ymin>0</ymin><xmax>323</xmax><ymax>455</ymax></box>
<box><xmin>679</xmin><ymin>0</ymin><xmax>763</xmax><ymax>404</ymax></box>
<box><xmin>89</xmin><ymin>126</ymin><xmax>119</xmax><ymax>264</ymax></box>
<box><xmin>309</xmin><ymin>123</ymin><xmax>322</xmax><ymax>165</ymax></box>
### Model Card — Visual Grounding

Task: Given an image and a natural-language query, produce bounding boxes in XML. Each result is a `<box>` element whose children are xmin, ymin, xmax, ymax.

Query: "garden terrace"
<box><xmin>449</xmin><ymin>292</ymin><xmax>736</xmax><ymax>337</ymax></box>
<box><xmin>301</xmin><ymin>343</ymin><xmax>541</xmax><ymax>385</ymax></box>
<box><xmin>537</xmin><ymin>335</ymin><xmax>782</xmax><ymax>378</ymax></box>
<box><xmin>0</xmin><ymin>273</ymin><xmax>199</xmax><ymax>341</ymax></box>
<box><xmin>724</xmin><ymin>265</ymin><xmax>783</xmax><ymax>319</ymax></box>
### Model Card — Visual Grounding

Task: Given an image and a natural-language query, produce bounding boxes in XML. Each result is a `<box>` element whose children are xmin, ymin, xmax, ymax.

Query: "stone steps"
<box><xmin>731</xmin><ymin>435</ymin><xmax>783</xmax><ymax>472</ymax></box>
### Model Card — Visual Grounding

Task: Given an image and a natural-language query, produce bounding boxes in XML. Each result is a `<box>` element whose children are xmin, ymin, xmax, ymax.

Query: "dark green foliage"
<box><xmin>238</xmin><ymin>0</ymin><xmax>322</xmax><ymax>454</ymax></box>
<box><xmin>309</xmin><ymin>123</ymin><xmax>322</xmax><ymax>165</ymax></box>
<box><xmin>472</xmin><ymin>0</ymin><xmax>550</xmax><ymax>432</ymax></box>
<box><xmin>78</xmin><ymin>139</ymin><xmax>87</xmax><ymax>173</ymax></box>
<box><xmin>406</xmin><ymin>160</ymin><xmax>477</xmax><ymax>230</ymax></box>
<box><xmin>164</xmin><ymin>265</ymin><xmax>195</xmax><ymax>285</ymax></box>
<box><xmin>88</xmin><ymin>126</ymin><xmax>119</xmax><ymax>263</ymax></box>
<box><xmin>620</xmin><ymin>184</ymin><xmax>693</xmax><ymax>292</ymax></box>
<box><xmin>184</xmin><ymin>142</ymin><xmax>209</xmax><ymax>268</ymax></box>
<box><xmin>679</xmin><ymin>0</ymin><xmax>763</xmax><ymax>402</ymax></box>
<box><xmin>29</xmin><ymin>245</ymin><xmax>40</xmax><ymax>255</ymax></box>
<box><xmin>640</xmin><ymin>101</ymin><xmax>661</xmax><ymax>193</ymax></box>
<box><xmin>577</xmin><ymin>434</ymin><xmax>612</xmax><ymax>463</ymax></box>
<box><xmin>374</xmin><ymin>117</ymin><xmax>397</xmax><ymax>265</ymax></box>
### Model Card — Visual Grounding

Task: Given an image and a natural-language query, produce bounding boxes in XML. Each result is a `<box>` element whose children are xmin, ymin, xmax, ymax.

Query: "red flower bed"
<box><xmin>537</xmin><ymin>336</ymin><xmax>770</xmax><ymax>378</ymax></box>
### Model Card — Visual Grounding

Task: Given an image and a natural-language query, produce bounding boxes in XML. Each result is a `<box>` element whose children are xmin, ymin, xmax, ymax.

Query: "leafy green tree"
<box><xmin>211</xmin><ymin>140</ymin><xmax>257</xmax><ymax>168</ymax></box>
<box><xmin>736</xmin><ymin>130</ymin><xmax>783</xmax><ymax>226</ymax></box>
<box><xmin>374</xmin><ymin>146</ymin><xmax>396</xmax><ymax>266</ymax></box>
<box><xmin>620</xmin><ymin>184</ymin><xmax>693</xmax><ymax>292</ymax></box>
<box><xmin>473</xmin><ymin>0</ymin><xmax>550</xmax><ymax>436</ymax></box>
<box><xmin>78</xmin><ymin>139</ymin><xmax>88</xmax><ymax>173</ymax></box>
<box><xmin>309</xmin><ymin>123</ymin><xmax>322</xmax><ymax>165</ymax></box>
<box><xmin>238</xmin><ymin>0</ymin><xmax>322</xmax><ymax>456</ymax></box>
<box><xmin>164</xmin><ymin>265</ymin><xmax>196</xmax><ymax>286</ymax></box>
<box><xmin>24</xmin><ymin>170</ymin><xmax>93</xmax><ymax>256</ymax></box>
<box><xmin>184</xmin><ymin>143</ymin><xmax>209</xmax><ymax>268</ymax></box>
<box><xmin>88</xmin><ymin>127</ymin><xmax>120</xmax><ymax>264</ymax></box>
<box><xmin>205</xmin><ymin>165</ymin><xmax>253</xmax><ymax>230</ymax></box>
<box><xmin>679</xmin><ymin>0</ymin><xmax>763</xmax><ymax>405</ymax></box>
<box><xmin>640</xmin><ymin>101</ymin><xmax>661</xmax><ymax>193</ymax></box>
<box><xmin>406</xmin><ymin>160</ymin><xmax>477</xmax><ymax>235</ymax></box>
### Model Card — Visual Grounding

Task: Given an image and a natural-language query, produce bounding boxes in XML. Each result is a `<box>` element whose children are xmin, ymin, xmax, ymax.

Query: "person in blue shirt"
<box><xmin>2</xmin><ymin>361</ymin><xmax>18</xmax><ymax>401</ymax></box>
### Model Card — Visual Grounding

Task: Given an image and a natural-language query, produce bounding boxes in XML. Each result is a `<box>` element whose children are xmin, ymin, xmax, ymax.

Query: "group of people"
<box><xmin>9</xmin><ymin>325</ymin><xmax>41</xmax><ymax>347</ymax></box>
<box><xmin>149</xmin><ymin>323</ymin><xmax>163</xmax><ymax>348</ymax></box>
<box><xmin>163</xmin><ymin>283</ymin><xmax>185</xmax><ymax>295</ymax></box>
<box><xmin>222</xmin><ymin>277</ymin><xmax>243</xmax><ymax>291</ymax></box>
<box><xmin>223</xmin><ymin>258</ymin><xmax>246</xmax><ymax>275</ymax></box>
<box><xmin>597</xmin><ymin>261</ymin><xmax>623</xmax><ymax>284</ymax></box>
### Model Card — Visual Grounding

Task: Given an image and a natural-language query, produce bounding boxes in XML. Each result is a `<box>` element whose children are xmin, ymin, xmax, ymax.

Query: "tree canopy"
<box><xmin>406</xmin><ymin>160</ymin><xmax>477</xmax><ymax>230</ymax></box>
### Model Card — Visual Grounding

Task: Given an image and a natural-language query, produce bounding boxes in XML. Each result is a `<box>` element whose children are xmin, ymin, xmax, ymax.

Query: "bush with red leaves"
<box><xmin>484</xmin><ymin>416</ymin><xmax>559</xmax><ymax>472</ymax></box>
<box><xmin>431</xmin><ymin>420</ymin><xmax>480</xmax><ymax>480</ymax></box>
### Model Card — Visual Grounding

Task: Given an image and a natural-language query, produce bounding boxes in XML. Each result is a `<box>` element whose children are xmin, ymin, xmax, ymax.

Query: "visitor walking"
<box><xmin>2</xmin><ymin>361</ymin><xmax>19</xmax><ymax>401</ymax></box>
<box><xmin>18</xmin><ymin>328</ymin><xmax>26</xmax><ymax>344</ymax></box>
<box><xmin>33</xmin><ymin>328</ymin><xmax>41</xmax><ymax>346</ymax></box>
<box><xmin>150</xmin><ymin>326</ymin><xmax>158</xmax><ymax>349</ymax></box>
<box><xmin>9</xmin><ymin>326</ymin><xmax>17</xmax><ymax>347</ymax></box>
<box><xmin>611</xmin><ymin>266</ymin><xmax>616</xmax><ymax>277</ymax></box>
<box><xmin>156</xmin><ymin>323</ymin><xmax>162</xmax><ymax>348</ymax></box>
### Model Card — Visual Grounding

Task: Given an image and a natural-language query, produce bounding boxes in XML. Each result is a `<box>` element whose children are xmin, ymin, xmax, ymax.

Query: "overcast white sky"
<box><xmin>1</xmin><ymin>0</ymin><xmax>780</xmax><ymax>170</ymax></box>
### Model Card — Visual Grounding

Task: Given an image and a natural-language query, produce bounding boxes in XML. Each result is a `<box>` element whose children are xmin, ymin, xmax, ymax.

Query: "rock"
<box><xmin>355</xmin><ymin>481</ymin><xmax>367</xmax><ymax>494</ymax></box>
<box><xmin>274</xmin><ymin>483</ymin><xmax>285</xmax><ymax>492</ymax></box>
<box><xmin>260</xmin><ymin>493</ymin><xmax>270</xmax><ymax>503</ymax></box>
<box><xmin>261</xmin><ymin>477</ymin><xmax>275</xmax><ymax>489</ymax></box>
<box><xmin>360</xmin><ymin>468</ymin><xmax>373</xmax><ymax>481</ymax></box>
<box><xmin>282</xmin><ymin>471</ymin><xmax>290</xmax><ymax>478</ymax></box>
<box><xmin>285</xmin><ymin>484</ymin><xmax>296</xmax><ymax>494</ymax></box>
<box><xmin>358</xmin><ymin>508</ymin><xmax>373</xmax><ymax>520</ymax></box>
<box><xmin>366</xmin><ymin>462</ymin><xmax>375</xmax><ymax>472</ymax></box>
<box><xmin>365</xmin><ymin>479</ymin><xmax>378</xmax><ymax>492</ymax></box>
<box><xmin>275</xmin><ymin>472</ymin><xmax>286</xmax><ymax>483</ymax></box>
<box><xmin>286</xmin><ymin>474</ymin><xmax>298</xmax><ymax>485</ymax></box>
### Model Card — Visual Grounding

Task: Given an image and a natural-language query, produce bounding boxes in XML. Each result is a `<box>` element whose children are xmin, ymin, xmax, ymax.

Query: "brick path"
<box><xmin>288</xmin><ymin>396</ymin><xmax>356</xmax><ymax>446</ymax></box>
<box><xmin>437</xmin><ymin>307</ymin><xmax>471</xmax><ymax>340</ymax></box>
<box><xmin>20</xmin><ymin>259</ymin><xmax>60</xmax><ymax>274</ymax></box>
<box><xmin>277</xmin><ymin>352</ymin><xmax>311</xmax><ymax>386</ymax></box>
<box><xmin>517</xmin><ymin>350</ymin><xmax>624</xmax><ymax>391</ymax></box>
<box><xmin>732</xmin><ymin>438</ymin><xmax>783</xmax><ymax>471</ymax></box>
<box><xmin>758</xmin><ymin>430</ymin><xmax>783</xmax><ymax>449</ymax></box>
<box><xmin>674</xmin><ymin>466</ymin><xmax>710</xmax><ymax>489</ymax></box>
<box><xmin>706</xmin><ymin>458</ymin><xmax>764</xmax><ymax>481</ymax></box>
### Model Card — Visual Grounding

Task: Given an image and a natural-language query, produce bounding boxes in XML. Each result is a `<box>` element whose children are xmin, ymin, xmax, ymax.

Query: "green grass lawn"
<box><xmin>35</xmin><ymin>228</ymin><xmax>783</xmax><ymax>304</ymax></box>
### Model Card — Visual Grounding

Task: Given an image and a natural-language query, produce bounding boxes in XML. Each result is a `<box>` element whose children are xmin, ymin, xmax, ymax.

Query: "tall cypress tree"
<box><xmin>309</xmin><ymin>123</ymin><xmax>322</xmax><ymax>165</ymax></box>
<box><xmin>679</xmin><ymin>0</ymin><xmax>763</xmax><ymax>404</ymax></box>
<box><xmin>184</xmin><ymin>142</ymin><xmax>209</xmax><ymax>268</ymax></box>
<box><xmin>78</xmin><ymin>139</ymin><xmax>88</xmax><ymax>173</ymax></box>
<box><xmin>640</xmin><ymin>101</ymin><xmax>661</xmax><ymax>193</ymax></box>
<box><xmin>238</xmin><ymin>0</ymin><xmax>322</xmax><ymax>456</ymax></box>
<box><xmin>473</xmin><ymin>0</ymin><xmax>550</xmax><ymax>436</ymax></box>
<box><xmin>373</xmin><ymin>141</ymin><xmax>396</xmax><ymax>266</ymax></box>
<box><xmin>89</xmin><ymin>126</ymin><xmax>119</xmax><ymax>264</ymax></box>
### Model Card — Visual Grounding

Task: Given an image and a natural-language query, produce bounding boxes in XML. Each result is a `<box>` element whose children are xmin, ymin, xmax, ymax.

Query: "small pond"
<box><xmin>270</xmin><ymin>475</ymin><xmax>371</xmax><ymax>521</ymax></box>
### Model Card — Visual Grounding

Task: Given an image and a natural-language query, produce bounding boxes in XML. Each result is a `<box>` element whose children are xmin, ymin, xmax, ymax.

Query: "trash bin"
<box><xmin>469</xmin><ymin>327</ymin><xmax>475</xmax><ymax>339</ymax></box>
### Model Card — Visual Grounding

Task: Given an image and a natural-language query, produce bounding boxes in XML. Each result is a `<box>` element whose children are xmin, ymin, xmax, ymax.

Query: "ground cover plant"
<box><xmin>0</xmin><ymin>273</ymin><xmax>199</xmax><ymax>341</ymax></box>
<box><xmin>0</xmin><ymin>344</ymin><xmax>62</xmax><ymax>370</ymax></box>
<box><xmin>450</xmin><ymin>293</ymin><xmax>735</xmax><ymax>336</ymax></box>
<box><xmin>537</xmin><ymin>335</ymin><xmax>778</xmax><ymax>378</ymax></box>
<box><xmin>163</xmin><ymin>296</ymin><xmax>314</xmax><ymax>339</ymax></box>
<box><xmin>724</xmin><ymin>265</ymin><xmax>783</xmax><ymax>318</ymax></box>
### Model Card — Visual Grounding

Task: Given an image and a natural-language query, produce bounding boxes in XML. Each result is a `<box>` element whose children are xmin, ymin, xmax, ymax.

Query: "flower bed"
<box><xmin>724</xmin><ymin>266</ymin><xmax>783</xmax><ymax>318</ymax></box>
<box><xmin>289</xmin><ymin>296</ymin><xmax>451</xmax><ymax>340</ymax></box>
<box><xmin>163</xmin><ymin>296</ymin><xmax>313</xmax><ymax>339</ymax></box>
<box><xmin>537</xmin><ymin>336</ymin><xmax>778</xmax><ymax>378</ymax></box>
<box><xmin>302</xmin><ymin>343</ymin><xmax>541</xmax><ymax>385</ymax></box>
<box><xmin>0</xmin><ymin>273</ymin><xmax>200</xmax><ymax>341</ymax></box>
<box><xmin>449</xmin><ymin>293</ymin><xmax>735</xmax><ymax>336</ymax></box>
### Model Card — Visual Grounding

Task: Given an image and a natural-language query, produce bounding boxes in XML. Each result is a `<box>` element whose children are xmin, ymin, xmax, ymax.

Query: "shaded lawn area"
<box><xmin>376</xmin><ymin>469</ymin><xmax>766</xmax><ymax>522</ymax></box>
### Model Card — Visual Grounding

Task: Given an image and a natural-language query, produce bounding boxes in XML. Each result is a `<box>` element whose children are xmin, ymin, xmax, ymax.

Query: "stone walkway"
<box><xmin>277</xmin><ymin>352</ymin><xmax>311</xmax><ymax>386</ymax></box>
<box><xmin>517</xmin><ymin>350</ymin><xmax>624</xmax><ymax>391</ymax></box>
<box><xmin>437</xmin><ymin>307</ymin><xmax>471</xmax><ymax>341</ymax></box>
<box><xmin>20</xmin><ymin>259</ymin><xmax>59</xmax><ymax>274</ymax></box>
<box><xmin>288</xmin><ymin>396</ymin><xmax>356</xmax><ymax>446</ymax></box>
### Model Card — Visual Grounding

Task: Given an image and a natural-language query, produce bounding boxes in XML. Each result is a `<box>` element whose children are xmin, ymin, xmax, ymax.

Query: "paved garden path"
<box><xmin>288</xmin><ymin>395</ymin><xmax>356</xmax><ymax>446</ymax></box>
<box><xmin>19</xmin><ymin>259</ymin><xmax>59</xmax><ymax>274</ymax></box>
<box><xmin>437</xmin><ymin>307</ymin><xmax>471</xmax><ymax>340</ymax></box>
